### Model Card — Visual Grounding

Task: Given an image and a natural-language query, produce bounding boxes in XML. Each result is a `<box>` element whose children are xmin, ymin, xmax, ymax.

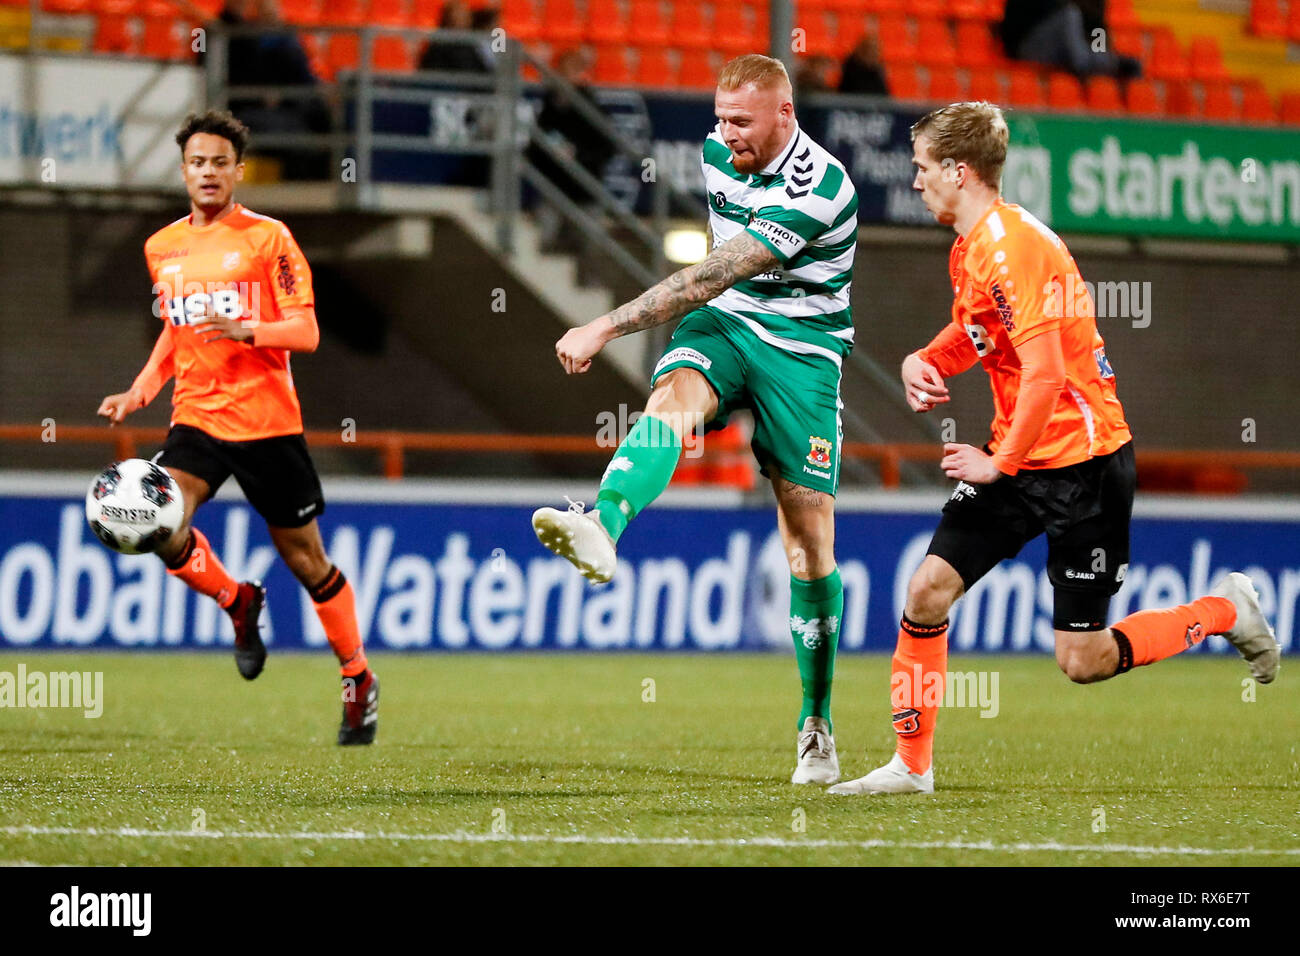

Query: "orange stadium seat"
<box><xmin>797</xmin><ymin>11</ymin><xmax>835</xmax><ymax>56</ymax></box>
<box><xmin>1086</xmin><ymin>75</ymin><xmax>1123</xmax><ymax>112</ymax></box>
<box><xmin>372</xmin><ymin>33</ymin><xmax>414</xmax><ymax>70</ymax></box>
<box><xmin>1164</xmin><ymin>79</ymin><xmax>1199</xmax><ymax>118</ymax></box>
<box><xmin>281</xmin><ymin>0</ymin><xmax>324</xmax><ymax>24</ymax></box>
<box><xmin>926</xmin><ymin>66</ymin><xmax>964</xmax><ymax>102</ymax></box>
<box><xmin>1278</xmin><ymin>91</ymin><xmax>1300</xmax><ymax>125</ymax></box>
<box><xmin>1288</xmin><ymin>3</ymin><xmax>1300</xmax><ymax>41</ymax></box>
<box><xmin>885</xmin><ymin>63</ymin><xmax>923</xmax><ymax>100</ymax></box>
<box><xmin>875</xmin><ymin>13</ymin><xmax>915</xmax><ymax>63</ymax></box>
<box><xmin>1046</xmin><ymin>72</ymin><xmax>1084</xmax><ymax>111</ymax></box>
<box><xmin>1249</xmin><ymin>0</ymin><xmax>1285</xmax><ymax>39</ymax></box>
<box><xmin>1201</xmin><ymin>83</ymin><xmax>1239</xmax><ymax>122</ymax></box>
<box><xmin>1007</xmin><ymin>68</ymin><xmax>1044</xmax><ymax>108</ymax></box>
<box><xmin>501</xmin><ymin>0</ymin><xmax>541</xmax><ymax>41</ymax></box>
<box><xmin>1108</xmin><ymin>25</ymin><xmax>1142</xmax><ymax>58</ymax></box>
<box><xmin>43</xmin><ymin>0</ymin><xmax>92</xmax><ymax>14</ymax></box>
<box><xmin>1187</xmin><ymin>36</ymin><xmax>1227</xmax><ymax>82</ymax></box>
<box><xmin>540</xmin><ymin>0</ymin><xmax>582</xmax><ymax>45</ymax></box>
<box><xmin>585</xmin><ymin>0</ymin><xmax>627</xmax><ymax>45</ymax></box>
<box><xmin>142</xmin><ymin>16</ymin><xmax>192</xmax><ymax>60</ymax></box>
<box><xmin>954</xmin><ymin>19</ymin><xmax>998</xmax><ymax>69</ymax></box>
<box><xmin>908</xmin><ymin>0</ymin><xmax>944</xmax><ymax>16</ymax></box>
<box><xmin>1145</xmin><ymin>29</ymin><xmax>1189</xmax><ymax>82</ymax></box>
<box><xmin>949</xmin><ymin>0</ymin><xmax>989</xmax><ymax>21</ymax></box>
<box><xmin>678</xmin><ymin>49</ymin><xmax>716</xmax><ymax>89</ymax></box>
<box><xmin>1125</xmin><ymin>77</ymin><xmax>1162</xmax><ymax>116</ymax></box>
<box><xmin>321</xmin><ymin>0</ymin><xmax>365</xmax><ymax>24</ymax></box>
<box><xmin>326</xmin><ymin>30</ymin><xmax>361</xmax><ymax>71</ymax></box>
<box><xmin>915</xmin><ymin>17</ymin><xmax>957</xmax><ymax>68</ymax></box>
<box><xmin>409</xmin><ymin>0</ymin><xmax>442</xmax><ymax>27</ymax></box>
<box><xmin>627</xmin><ymin>0</ymin><xmax>670</xmax><ymax>47</ymax></box>
<box><xmin>1240</xmin><ymin>82</ymin><xmax>1276</xmax><ymax>123</ymax></box>
<box><xmin>592</xmin><ymin>44</ymin><xmax>632</xmax><ymax>84</ymax></box>
<box><xmin>368</xmin><ymin>0</ymin><xmax>407</xmax><ymax>26</ymax></box>
<box><xmin>1107</xmin><ymin>0</ymin><xmax>1139</xmax><ymax>30</ymax></box>
<box><xmin>92</xmin><ymin>13</ymin><xmax>136</xmax><ymax>54</ymax></box>
<box><xmin>713</xmin><ymin>1</ymin><xmax>761</xmax><ymax>56</ymax></box>
<box><xmin>967</xmin><ymin>68</ymin><xmax>1003</xmax><ymax>103</ymax></box>
<box><xmin>670</xmin><ymin>3</ymin><xmax>711</xmax><ymax>50</ymax></box>
<box><xmin>634</xmin><ymin>45</ymin><xmax>674</xmax><ymax>86</ymax></box>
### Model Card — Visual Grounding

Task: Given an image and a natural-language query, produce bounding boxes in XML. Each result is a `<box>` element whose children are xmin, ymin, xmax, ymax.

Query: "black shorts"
<box><xmin>926</xmin><ymin>441</ymin><xmax>1136</xmax><ymax>631</ymax></box>
<box><xmin>155</xmin><ymin>424</ymin><xmax>326</xmax><ymax>528</ymax></box>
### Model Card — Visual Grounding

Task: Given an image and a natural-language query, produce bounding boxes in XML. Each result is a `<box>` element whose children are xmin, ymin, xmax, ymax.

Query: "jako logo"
<box><xmin>49</xmin><ymin>886</ymin><xmax>151</xmax><ymax>936</ymax></box>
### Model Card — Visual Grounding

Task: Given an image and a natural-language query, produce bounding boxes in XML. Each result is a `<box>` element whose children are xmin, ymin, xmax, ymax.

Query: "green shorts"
<box><xmin>650</xmin><ymin>306</ymin><xmax>845</xmax><ymax>495</ymax></box>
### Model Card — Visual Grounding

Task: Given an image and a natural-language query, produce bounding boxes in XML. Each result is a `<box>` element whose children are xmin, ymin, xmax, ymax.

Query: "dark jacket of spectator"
<box><xmin>839</xmin><ymin>36</ymin><xmax>888</xmax><ymax>96</ymax></box>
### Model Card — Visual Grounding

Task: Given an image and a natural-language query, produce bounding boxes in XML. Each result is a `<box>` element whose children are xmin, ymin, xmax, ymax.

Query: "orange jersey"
<box><xmin>144</xmin><ymin>204</ymin><xmax>314</xmax><ymax>442</ymax></box>
<box><xmin>949</xmin><ymin>199</ymin><xmax>1131</xmax><ymax>470</ymax></box>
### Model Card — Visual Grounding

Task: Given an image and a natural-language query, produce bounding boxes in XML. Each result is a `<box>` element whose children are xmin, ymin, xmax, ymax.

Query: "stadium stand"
<box><xmin>5</xmin><ymin>0</ymin><xmax>1295</xmax><ymax>124</ymax></box>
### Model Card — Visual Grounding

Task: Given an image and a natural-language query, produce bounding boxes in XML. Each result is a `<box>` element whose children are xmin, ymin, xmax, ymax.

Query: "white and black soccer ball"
<box><xmin>85</xmin><ymin>459</ymin><xmax>185</xmax><ymax>555</ymax></box>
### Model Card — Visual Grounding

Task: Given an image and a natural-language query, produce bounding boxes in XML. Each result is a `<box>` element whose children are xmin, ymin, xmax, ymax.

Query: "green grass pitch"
<box><xmin>0</xmin><ymin>652</ymin><xmax>1295</xmax><ymax>866</ymax></box>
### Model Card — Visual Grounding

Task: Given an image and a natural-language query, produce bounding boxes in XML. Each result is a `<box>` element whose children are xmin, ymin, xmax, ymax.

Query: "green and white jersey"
<box><xmin>701</xmin><ymin>120</ymin><xmax>858</xmax><ymax>366</ymax></box>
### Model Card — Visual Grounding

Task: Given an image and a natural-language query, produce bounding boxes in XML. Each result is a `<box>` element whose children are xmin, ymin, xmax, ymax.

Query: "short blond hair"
<box><xmin>717</xmin><ymin>54</ymin><xmax>792</xmax><ymax>94</ymax></box>
<box><xmin>910</xmin><ymin>101</ymin><xmax>1009</xmax><ymax>189</ymax></box>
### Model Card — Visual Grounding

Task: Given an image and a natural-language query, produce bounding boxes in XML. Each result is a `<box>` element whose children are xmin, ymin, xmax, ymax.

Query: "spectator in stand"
<box><xmin>419</xmin><ymin>0</ymin><xmax>496</xmax><ymax>73</ymax></box>
<box><xmin>215</xmin><ymin>0</ymin><xmax>331</xmax><ymax>179</ymax></box>
<box><xmin>839</xmin><ymin>33</ymin><xmax>888</xmax><ymax>96</ymax></box>
<box><xmin>794</xmin><ymin>55</ymin><xmax>838</xmax><ymax>99</ymax></box>
<box><xmin>525</xmin><ymin>48</ymin><xmax>616</xmax><ymax>247</ymax></box>
<box><xmin>1000</xmin><ymin>0</ymin><xmax>1141</xmax><ymax>79</ymax></box>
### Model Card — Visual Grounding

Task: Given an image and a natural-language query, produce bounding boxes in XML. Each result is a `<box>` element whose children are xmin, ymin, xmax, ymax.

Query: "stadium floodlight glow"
<box><xmin>663</xmin><ymin>228</ymin><xmax>709</xmax><ymax>264</ymax></box>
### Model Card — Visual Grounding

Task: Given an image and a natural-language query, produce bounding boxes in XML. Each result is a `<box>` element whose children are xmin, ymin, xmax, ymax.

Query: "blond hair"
<box><xmin>910</xmin><ymin>101</ymin><xmax>1009</xmax><ymax>189</ymax></box>
<box><xmin>717</xmin><ymin>54</ymin><xmax>792</xmax><ymax>94</ymax></box>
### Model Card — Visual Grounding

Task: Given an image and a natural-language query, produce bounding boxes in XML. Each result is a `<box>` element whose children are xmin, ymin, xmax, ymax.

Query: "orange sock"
<box><xmin>165</xmin><ymin>528</ymin><xmax>238</xmax><ymax>609</ymax></box>
<box><xmin>1110</xmin><ymin>596</ymin><xmax>1236</xmax><ymax>671</ymax></box>
<box><xmin>891</xmin><ymin>616</ymin><xmax>948</xmax><ymax>775</ymax></box>
<box><xmin>309</xmin><ymin>566</ymin><xmax>368</xmax><ymax>677</ymax></box>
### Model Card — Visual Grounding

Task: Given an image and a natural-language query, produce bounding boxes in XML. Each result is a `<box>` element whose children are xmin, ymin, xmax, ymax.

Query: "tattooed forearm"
<box><xmin>606</xmin><ymin>231</ymin><xmax>781</xmax><ymax>336</ymax></box>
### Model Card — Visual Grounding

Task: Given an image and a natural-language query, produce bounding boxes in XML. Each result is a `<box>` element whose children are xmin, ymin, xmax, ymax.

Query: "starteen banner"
<box><xmin>1</xmin><ymin>476</ymin><xmax>1297</xmax><ymax>654</ymax></box>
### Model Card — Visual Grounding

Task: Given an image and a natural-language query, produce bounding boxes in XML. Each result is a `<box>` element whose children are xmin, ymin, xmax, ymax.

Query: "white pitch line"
<box><xmin>2</xmin><ymin>825</ymin><xmax>1297</xmax><ymax>857</ymax></box>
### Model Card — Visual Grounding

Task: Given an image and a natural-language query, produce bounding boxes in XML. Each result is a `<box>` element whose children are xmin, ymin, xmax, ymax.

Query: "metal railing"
<box><xmin>5</xmin><ymin>424</ymin><xmax>1298</xmax><ymax>491</ymax></box>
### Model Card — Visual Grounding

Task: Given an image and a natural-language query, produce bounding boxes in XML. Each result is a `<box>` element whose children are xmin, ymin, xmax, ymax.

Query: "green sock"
<box><xmin>593</xmin><ymin>413</ymin><xmax>683</xmax><ymax>542</ymax></box>
<box><xmin>790</xmin><ymin>569</ymin><xmax>843</xmax><ymax>732</ymax></box>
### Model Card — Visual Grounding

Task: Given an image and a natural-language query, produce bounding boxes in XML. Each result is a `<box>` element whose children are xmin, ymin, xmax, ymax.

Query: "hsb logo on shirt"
<box><xmin>153</xmin><ymin>280</ymin><xmax>261</xmax><ymax>328</ymax></box>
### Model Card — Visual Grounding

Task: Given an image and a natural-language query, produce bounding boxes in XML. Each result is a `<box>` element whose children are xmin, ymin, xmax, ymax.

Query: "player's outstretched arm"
<box><xmin>555</xmin><ymin>231</ymin><xmax>781</xmax><ymax>374</ymax></box>
<box><xmin>98</xmin><ymin>323</ymin><xmax>176</xmax><ymax>425</ymax></box>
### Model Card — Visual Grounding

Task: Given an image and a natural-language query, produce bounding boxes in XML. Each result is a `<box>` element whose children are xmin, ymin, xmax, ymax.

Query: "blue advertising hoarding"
<box><xmin>2</xmin><ymin>477</ymin><xmax>1297</xmax><ymax>656</ymax></box>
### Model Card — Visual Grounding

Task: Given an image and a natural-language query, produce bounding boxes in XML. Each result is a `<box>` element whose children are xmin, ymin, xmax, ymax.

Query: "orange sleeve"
<box><xmin>252</xmin><ymin>305</ymin><xmax>320</xmax><ymax>352</ymax></box>
<box><xmin>990</xmin><ymin>329</ymin><xmax>1067</xmax><ymax>476</ymax></box>
<box><xmin>917</xmin><ymin>322</ymin><xmax>979</xmax><ymax>379</ymax></box>
<box><xmin>130</xmin><ymin>322</ymin><xmax>176</xmax><ymax>407</ymax></box>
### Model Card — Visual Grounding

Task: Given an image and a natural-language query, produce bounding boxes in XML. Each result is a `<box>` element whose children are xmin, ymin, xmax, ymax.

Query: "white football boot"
<box><xmin>1211</xmin><ymin>572</ymin><xmax>1281</xmax><ymax>683</ymax></box>
<box><xmin>828</xmin><ymin>753</ymin><xmax>934</xmax><ymax>795</ymax></box>
<box><xmin>790</xmin><ymin>716</ymin><xmax>840</xmax><ymax>785</ymax></box>
<box><xmin>531</xmin><ymin>498</ymin><xmax>617</xmax><ymax>584</ymax></box>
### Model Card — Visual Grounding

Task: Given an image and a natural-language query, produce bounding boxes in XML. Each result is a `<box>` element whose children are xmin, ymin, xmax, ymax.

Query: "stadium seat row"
<box><xmin>1249</xmin><ymin>0</ymin><xmax>1300</xmax><ymax>41</ymax></box>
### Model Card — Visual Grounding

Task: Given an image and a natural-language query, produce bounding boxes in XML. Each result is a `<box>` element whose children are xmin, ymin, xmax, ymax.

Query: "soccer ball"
<box><xmin>85</xmin><ymin>459</ymin><xmax>185</xmax><ymax>555</ymax></box>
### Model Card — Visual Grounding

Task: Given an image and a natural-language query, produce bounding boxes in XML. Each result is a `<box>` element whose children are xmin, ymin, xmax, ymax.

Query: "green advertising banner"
<box><xmin>1003</xmin><ymin>115</ymin><xmax>1300</xmax><ymax>243</ymax></box>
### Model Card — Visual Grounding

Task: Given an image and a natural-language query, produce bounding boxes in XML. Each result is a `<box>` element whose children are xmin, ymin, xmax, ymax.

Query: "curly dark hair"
<box><xmin>175</xmin><ymin>110</ymin><xmax>250</xmax><ymax>161</ymax></box>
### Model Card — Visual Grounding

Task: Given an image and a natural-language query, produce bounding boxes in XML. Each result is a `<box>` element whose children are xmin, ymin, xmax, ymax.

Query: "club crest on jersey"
<box><xmin>222</xmin><ymin>251</ymin><xmax>241</xmax><ymax>270</ymax></box>
<box><xmin>712</xmin><ymin>191</ymin><xmax>727</xmax><ymax>209</ymax></box>
<box><xmin>806</xmin><ymin>436</ymin><xmax>832</xmax><ymax>468</ymax></box>
<box><xmin>892</xmin><ymin>708</ymin><xmax>921</xmax><ymax>736</ymax></box>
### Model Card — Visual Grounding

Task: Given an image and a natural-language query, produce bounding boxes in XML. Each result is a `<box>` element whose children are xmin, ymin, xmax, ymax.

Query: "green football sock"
<box><xmin>593</xmin><ymin>413</ymin><xmax>683</xmax><ymax>542</ymax></box>
<box><xmin>790</xmin><ymin>569</ymin><xmax>843</xmax><ymax>732</ymax></box>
